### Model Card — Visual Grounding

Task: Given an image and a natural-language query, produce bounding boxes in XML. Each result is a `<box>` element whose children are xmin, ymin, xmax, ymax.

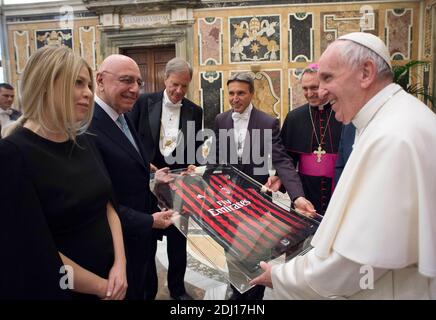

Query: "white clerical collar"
<box><xmin>163</xmin><ymin>90</ymin><xmax>182</xmax><ymax>109</ymax></box>
<box><xmin>95</xmin><ymin>95</ymin><xmax>120</xmax><ymax>122</ymax></box>
<box><xmin>309</xmin><ymin>101</ymin><xmax>330</xmax><ymax>111</ymax></box>
<box><xmin>352</xmin><ymin>83</ymin><xmax>402</xmax><ymax>133</ymax></box>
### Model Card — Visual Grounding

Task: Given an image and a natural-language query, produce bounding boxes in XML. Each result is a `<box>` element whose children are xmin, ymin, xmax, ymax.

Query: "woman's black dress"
<box><xmin>0</xmin><ymin>127</ymin><xmax>114</xmax><ymax>299</ymax></box>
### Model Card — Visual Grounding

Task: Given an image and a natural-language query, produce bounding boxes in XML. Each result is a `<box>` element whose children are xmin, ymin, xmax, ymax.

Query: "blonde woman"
<box><xmin>0</xmin><ymin>46</ymin><xmax>127</xmax><ymax>299</ymax></box>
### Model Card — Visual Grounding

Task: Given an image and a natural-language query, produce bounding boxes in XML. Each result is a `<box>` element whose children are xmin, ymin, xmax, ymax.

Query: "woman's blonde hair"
<box><xmin>3</xmin><ymin>45</ymin><xmax>94</xmax><ymax>140</ymax></box>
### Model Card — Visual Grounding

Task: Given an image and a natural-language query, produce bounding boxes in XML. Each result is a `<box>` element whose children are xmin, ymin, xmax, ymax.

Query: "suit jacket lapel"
<box><xmin>226</xmin><ymin>111</ymin><xmax>234</xmax><ymax>130</ymax></box>
<box><xmin>94</xmin><ymin>103</ymin><xmax>146</xmax><ymax>168</ymax></box>
<box><xmin>148</xmin><ymin>93</ymin><xmax>163</xmax><ymax>146</ymax></box>
<box><xmin>180</xmin><ymin>99</ymin><xmax>194</xmax><ymax>147</ymax></box>
<box><xmin>241</xmin><ymin>107</ymin><xmax>257</xmax><ymax>163</ymax></box>
<box><xmin>223</xmin><ymin>111</ymin><xmax>239</xmax><ymax>163</ymax></box>
<box><xmin>125</xmin><ymin>115</ymin><xmax>148</xmax><ymax>164</ymax></box>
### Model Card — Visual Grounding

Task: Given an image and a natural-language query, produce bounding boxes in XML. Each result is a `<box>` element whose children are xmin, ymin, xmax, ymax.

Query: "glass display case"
<box><xmin>150</xmin><ymin>164</ymin><xmax>321</xmax><ymax>294</ymax></box>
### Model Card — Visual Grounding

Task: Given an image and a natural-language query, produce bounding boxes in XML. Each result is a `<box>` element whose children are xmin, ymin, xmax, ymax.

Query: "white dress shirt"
<box><xmin>160</xmin><ymin>90</ymin><xmax>182</xmax><ymax>156</ymax></box>
<box><xmin>0</xmin><ymin>108</ymin><xmax>14</xmax><ymax>129</ymax></box>
<box><xmin>95</xmin><ymin>95</ymin><xmax>140</xmax><ymax>152</ymax></box>
<box><xmin>232</xmin><ymin>103</ymin><xmax>253</xmax><ymax>158</ymax></box>
<box><xmin>95</xmin><ymin>95</ymin><xmax>120</xmax><ymax>123</ymax></box>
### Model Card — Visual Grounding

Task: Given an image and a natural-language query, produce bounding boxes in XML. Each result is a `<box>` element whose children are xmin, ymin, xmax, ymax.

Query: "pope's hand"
<box><xmin>249</xmin><ymin>261</ymin><xmax>273</xmax><ymax>288</ymax></box>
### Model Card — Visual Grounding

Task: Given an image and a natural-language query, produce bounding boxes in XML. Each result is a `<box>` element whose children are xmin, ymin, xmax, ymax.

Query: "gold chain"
<box><xmin>309</xmin><ymin>106</ymin><xmax>333</xmax><ymax>148</ymax></box>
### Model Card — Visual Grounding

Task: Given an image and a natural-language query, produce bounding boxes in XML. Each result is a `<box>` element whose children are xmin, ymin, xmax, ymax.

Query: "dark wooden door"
<box><xmin>121</xmin><ymin>46</ymin><xmax>175</xmax><ymax>93</ymax></box>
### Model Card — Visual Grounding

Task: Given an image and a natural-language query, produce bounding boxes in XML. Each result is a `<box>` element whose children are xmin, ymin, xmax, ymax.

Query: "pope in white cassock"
<box><xmin>251</xmin><ymin>32</ymin><xmax>436</xmax><ymax>299</ymax></box>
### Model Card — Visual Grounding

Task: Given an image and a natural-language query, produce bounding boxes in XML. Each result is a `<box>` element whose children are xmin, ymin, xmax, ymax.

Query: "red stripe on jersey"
<box><xmin>208</xmin><ymin>178</ymin><xmax>292</xmax><ymax>237</ymax></box>
<box><xmin>176</xmin><ymin>177</ymin><xmax>264</xmax><ymax>255</ymax></box>
<box><xmin>190</xmin><ymin>181</ymin><xmax>272</xmax><ymax>250</ymax></box>
<box><xmin>207</xmin><ymin>178</ymin><xmax>283</xmax><ymax>243</ymax></box>
<box><xmin>246</xmin><ymin>187</ymin><xmax>308</xmax><ymax>229</ymax></box>
<box><xmin>172</xmin><ymin>181</ymin><xmax>250</xmax><ymax>256</ymax></box>
<box><xmin>212</xmin><ymin>175</ymin><xmax>306</xmax><ymax>229</ymax></box>
<box><xmin>173</xmin><ymin>179</ymin><xmax>252</xmax><ymax>256</ymax></box>
<box><xmin>208</xmin><ymin>176</ymin><xmax>303</xmax><ymax>244</ymax></box>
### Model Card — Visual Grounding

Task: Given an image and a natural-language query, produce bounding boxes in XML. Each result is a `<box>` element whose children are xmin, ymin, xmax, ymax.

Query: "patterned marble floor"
<box><xmin>153</xmin><ymin>188</ymin><xmax>290</xmax><ymax>300</ymax></box>
<box><xmin>154</xmin><ymin>236</ymin><xmax>275</xmax><ymax>300</ymax></box>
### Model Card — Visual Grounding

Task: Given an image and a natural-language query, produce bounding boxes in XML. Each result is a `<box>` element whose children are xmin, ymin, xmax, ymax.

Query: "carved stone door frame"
<box><xmin>99</xmin><ymin>25</ymin><xmax>194</xmax><ymax>97</ymax></box>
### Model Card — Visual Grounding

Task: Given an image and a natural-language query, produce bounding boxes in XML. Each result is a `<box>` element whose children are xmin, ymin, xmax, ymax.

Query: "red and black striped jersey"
<box><xmin>153</xmin><ymin>172</ymin><xmax>319</xmax><ymax>273</ymax></box>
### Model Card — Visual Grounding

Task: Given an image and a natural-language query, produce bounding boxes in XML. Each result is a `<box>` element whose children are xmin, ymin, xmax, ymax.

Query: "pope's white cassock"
<box><xmin>271</xmin><ymin>84</ymin><xmax>436</xmax><ymax>299</ymax></box>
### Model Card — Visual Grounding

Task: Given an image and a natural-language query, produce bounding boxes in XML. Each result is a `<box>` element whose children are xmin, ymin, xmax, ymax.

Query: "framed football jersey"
<box><xmin>151</xmin><ymin>164</ymin><xmax>320</xmax><ymax>294</ymax></box>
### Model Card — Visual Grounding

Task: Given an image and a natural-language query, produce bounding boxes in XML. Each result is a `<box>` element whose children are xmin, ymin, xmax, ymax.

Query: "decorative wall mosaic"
<box><xmin>35</xmin><ymin>29</ymin><xmax>73</xmax><ymax>49</ymax></box>
<box><xmin>199</xmin><ymin>17</ymin><xmax>222</xmax><ymax>66</ymax></box>
<box><xmin>386</xmin><ymin>8</ymin><xmax>412</xmax><ymax>60</ymax></box>
<box><xmin>229</xmin><ymin>15</ymin><xmax>280</xmax><ymax>63</ymax></box>
<box><xmin>289</xmin><ymin>12</ymin><xmax>314</xmax><ymax>62</ymax></box>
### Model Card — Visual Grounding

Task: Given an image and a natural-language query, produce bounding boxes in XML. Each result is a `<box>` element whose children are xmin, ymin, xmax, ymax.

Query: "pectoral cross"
<box><xmin>313</xmin><ymin>145</ymin><xmax>326</xmax><ymax>163</ymax></box>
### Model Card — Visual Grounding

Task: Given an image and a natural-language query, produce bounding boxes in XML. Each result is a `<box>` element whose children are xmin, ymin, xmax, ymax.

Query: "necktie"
<box><xmin>231</xmin><ymin>112</ymin><xmax>249</xmax><ymax>122</ymax></box>
<box><xmin>116</xmin><ymin>115</ymin><xmax>140</xmax><ymax>153</ymax></box>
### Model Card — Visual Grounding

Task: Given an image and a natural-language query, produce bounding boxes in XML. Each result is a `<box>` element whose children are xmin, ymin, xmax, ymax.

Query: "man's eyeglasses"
<box><xmin>102</xmin><ymin>71</ymin><xmax>144</xmax><ymax>88</ymax></box>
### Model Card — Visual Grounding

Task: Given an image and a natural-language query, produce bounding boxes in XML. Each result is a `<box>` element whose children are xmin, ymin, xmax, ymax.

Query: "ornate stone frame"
<box><xmin>100</xmin><ymin>25</ymin><xmax>193</xmax><ymax>61</ymax></box>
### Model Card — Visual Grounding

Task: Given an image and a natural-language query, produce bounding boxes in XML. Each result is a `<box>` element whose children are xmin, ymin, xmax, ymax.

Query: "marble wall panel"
<box><xmin>199</xmin><ymin>17</ymin><xmax>222</xmax><ymax>65</ymax></box>
<box><xmin>79</xmin><ymin>26</ymin><xmax>96</xmax><ymax>70</ymax></box>
<box><xmin>200</xmin><ymin>71</ymin><xmax>223</xmax><ymax>129</ymax></box>
<box><xmin>423</xmin><ymin>4</ymin><xmax>433</xmax><ymax>59</ymax></box>
<box><xmin>386</xmin><ymin>8</ymin><xmax>412</xmax><ymax>60</ymax></box>
<box><xmin>288</xmin><ymin>69</ymin><xmax>306</xmax><ymax>111</ymax></box>
<box><xmin>13</xmin><ymin>31</ymin><xmax>30</xmax><ymax>74</ymax></box>
<box><xmin>289</xmin><ymin>12</ymin><xmax>314</xmax><ymax>62</ymax></box>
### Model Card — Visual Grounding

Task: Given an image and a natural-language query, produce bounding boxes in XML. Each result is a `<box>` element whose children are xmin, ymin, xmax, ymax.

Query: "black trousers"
<box><xmin>144</xmin><ymin>225</ymin><xmax>188</xmax><ymax>299</ymax></box>
<box><xmin>230</xmin><ymin>284</ymin><xmax>265</xmax><ymax>300</ymax></box>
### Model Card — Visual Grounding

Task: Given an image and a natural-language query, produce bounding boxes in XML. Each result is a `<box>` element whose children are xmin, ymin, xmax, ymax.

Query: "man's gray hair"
<box><xmin>338</xmin><ymin>40</ymin><xmax>393</xmax><ymax>80</ymax></box>
<box><xmin>300</xmin><ymin>66</ymin><xmax>318</xmax><ymax>80</ymax></box>
<box><xmin>227</xmin><ymin>72</ymin><xmax>255</xmax><ymax>93</ymax></box>
<box><xmin>165</xmin><ymin>57</ymin><xmax>193</xmax><ymax>79</ymax></box>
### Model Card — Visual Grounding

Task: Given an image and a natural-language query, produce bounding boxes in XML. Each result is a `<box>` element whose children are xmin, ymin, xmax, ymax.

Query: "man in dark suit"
<box><xmin>89</xmin><ymin>54</ymin><xmax>173</xmax><ymax>300</ymax></box>
<box><xmin>0</xmin><ymin>83</ymin><xmax>21</xmax><ymax>137</ymax></box>
<box><xmin>213</xmin><ymin>72</ymin><xmax>315</xmax><ymax>300</ymax></box>
<box><xmin>129</xmin><ymin>57</ymin><xmax>203</xmax><ymax>300</ymax></box>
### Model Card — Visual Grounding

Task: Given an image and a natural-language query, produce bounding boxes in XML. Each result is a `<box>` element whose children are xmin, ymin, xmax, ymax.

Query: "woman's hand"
<box><xmin>104</xmin><ymin>260</ymin><xmax>128</xmax><ymax>300</ymax></box>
